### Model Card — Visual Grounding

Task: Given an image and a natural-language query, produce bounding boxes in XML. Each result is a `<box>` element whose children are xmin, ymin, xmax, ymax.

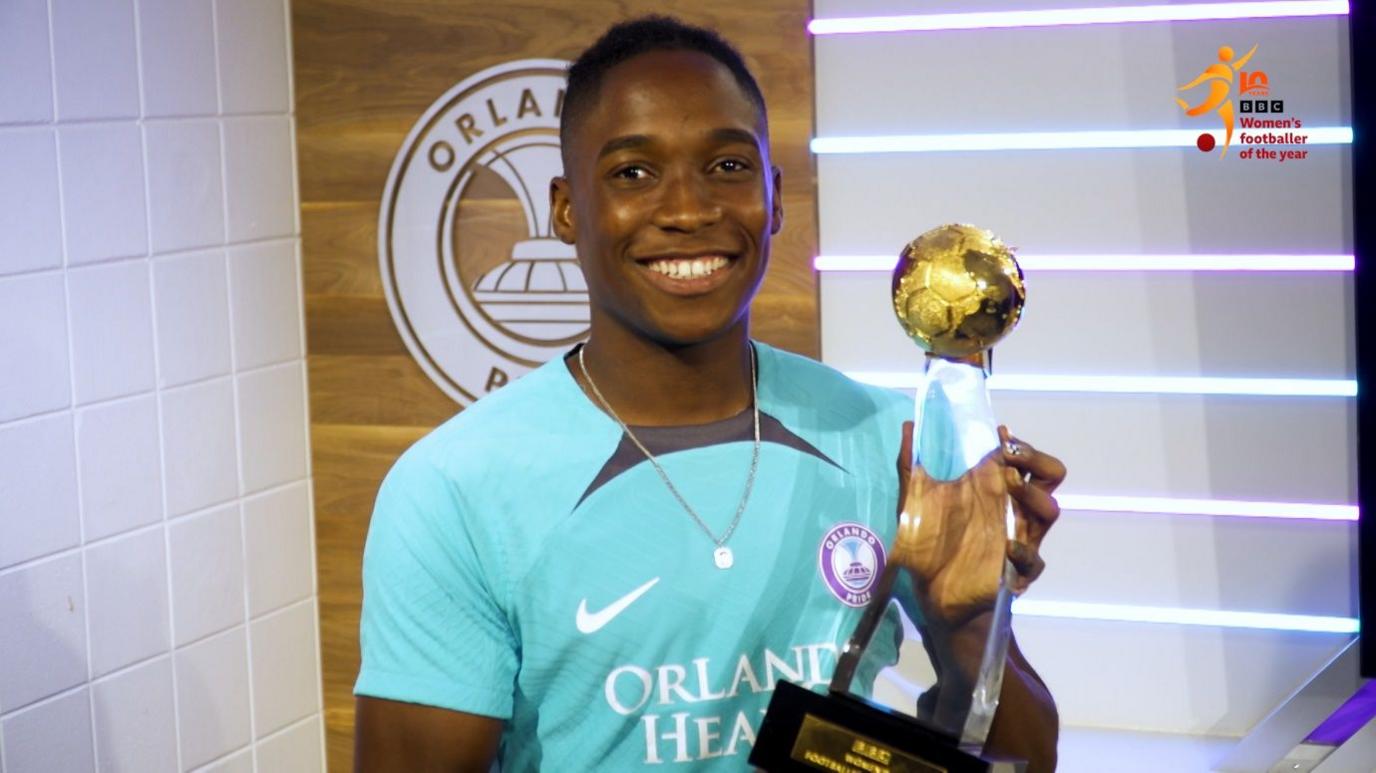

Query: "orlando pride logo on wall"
<box><xmin>380</xmin><ymin>59</ymin><xmax>584</xmax><ymax>406</ymax></box>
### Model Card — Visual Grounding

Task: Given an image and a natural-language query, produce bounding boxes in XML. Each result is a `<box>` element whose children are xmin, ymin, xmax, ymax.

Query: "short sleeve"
<box><xmin>354</xmin><ymin>449</ymin><xmax>519</xmax><ymax>718</ymax></box>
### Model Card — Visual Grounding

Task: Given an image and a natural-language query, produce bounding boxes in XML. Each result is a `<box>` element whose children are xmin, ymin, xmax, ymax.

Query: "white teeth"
<box><xmin>647</xmin><ymin>256</ymin><xmax>730</xmax><ymax>279</ymax></box>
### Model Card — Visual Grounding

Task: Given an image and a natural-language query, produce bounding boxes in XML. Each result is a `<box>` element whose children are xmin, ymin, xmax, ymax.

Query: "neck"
<box><xmin>572</xmin><ymin>320</ymin><xmax>755</xmax><ymax>427</ymax></box>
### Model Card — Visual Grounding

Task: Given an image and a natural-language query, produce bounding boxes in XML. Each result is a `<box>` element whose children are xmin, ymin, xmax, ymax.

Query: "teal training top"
<box><xmin>355</xmin><ymin>342</ymin><xmax>911</xmax><ymax>769</ymax></box>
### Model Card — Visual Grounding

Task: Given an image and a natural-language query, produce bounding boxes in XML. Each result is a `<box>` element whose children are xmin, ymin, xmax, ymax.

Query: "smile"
<box><xmin>634</xmin><ymin>253</ymin><xmax>739</xmax><ymax>297</ymax></box>
<box><xmin>643</xmin><ymin>255</ymin><xmax>731</xmax><ymax>279</ymax></box>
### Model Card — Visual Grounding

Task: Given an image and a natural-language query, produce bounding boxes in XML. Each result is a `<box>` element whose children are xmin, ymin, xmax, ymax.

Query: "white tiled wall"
<box><xmin>0</xmin><ymin>0</ymin><xmax>323</xmax><ymax>771</ymax></box>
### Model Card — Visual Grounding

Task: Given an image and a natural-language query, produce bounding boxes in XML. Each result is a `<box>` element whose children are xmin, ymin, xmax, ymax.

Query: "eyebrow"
<box><xmin>595</xmin><ymin>128</ymin><xmax>763</xmax><ymax>160</ymax></box>
<box><xmin>597</xmin><ymin>134</ymin><xmax>651</xmax><ymax>159</ymax></box>
<box><xmin>709</xmin><ymin>128</ymin><xmax>762</xmax><ymax>148</ymax></box>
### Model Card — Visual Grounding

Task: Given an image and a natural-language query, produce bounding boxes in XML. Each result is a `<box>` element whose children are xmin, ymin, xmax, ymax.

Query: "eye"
<box><xmin>611</xmin><ymin>164</ymin><xmax>651</xmax><ymax>181</ymax></box>
<box><xmin>714</xmin><ymin>158</ymin><xmax>752</xmax><ymax>173</ymax></box>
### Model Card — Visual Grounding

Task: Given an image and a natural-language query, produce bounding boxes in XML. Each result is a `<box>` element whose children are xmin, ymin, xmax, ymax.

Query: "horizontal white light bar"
<box><xmin>847</xmin><ymin>371</ymin><xmax>1358</xmax><ymax>397</ymax></box>
<box><xmin>814</xmin><ymin>254</ymin><xmax>1356</xmax><ymax>273</ymax></box>
<box><xmin>1056</xmin><ymin>494</ymin><xmax>1358</xmax><ymax>521</ymax></box>
<box><xmin>1013</xmin><ymin>599</ymin><xmax>1359</xmax><ymax>634</ymax></box>
<box><xmin>809</xmin><ymin>1</ymin><xmax>1349</xmax><ymax>35</ymax></box>
<box><xmin>1003</xmin><ymin>374</ymin><xmax>1356</xmax><ymax>396</ymax></box>
<box><xmin>812</xmin><ymin>127</ymin><xmax>1353</xmax><ymax>154</ymax></box>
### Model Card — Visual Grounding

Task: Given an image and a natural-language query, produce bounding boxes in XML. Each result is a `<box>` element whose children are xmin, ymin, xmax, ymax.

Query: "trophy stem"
<box><xmin>915</xmin><ymin>359</ymin><xmax>1000</xmax><ymax>482</ymax></box>
<box><xmin>958</xmin><ymin>559</ymin><xmax>1017</xmax><ymax>749</ymax></box>
<box><xmin>829</xmin><ymin>563</ymin><xmax>901</xmax><ymax>693</ymax></box>
<box><xmin>927</xmin><ymin>350</ymin><xmax>988</xmax><ymax>372</ymax></box>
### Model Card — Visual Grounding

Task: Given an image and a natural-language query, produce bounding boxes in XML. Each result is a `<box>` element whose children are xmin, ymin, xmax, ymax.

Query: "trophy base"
<box><xmin>750</xmin><ymin>681</ymin><xmax>1023</xmax><ymax>773</ymax></box>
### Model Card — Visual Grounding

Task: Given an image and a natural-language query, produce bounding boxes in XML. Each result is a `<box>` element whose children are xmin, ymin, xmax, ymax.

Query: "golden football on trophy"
<box><xmin>892</xmin><ymin>224</ymin><xmax>1026</xmax><ymax>359</ymax></box>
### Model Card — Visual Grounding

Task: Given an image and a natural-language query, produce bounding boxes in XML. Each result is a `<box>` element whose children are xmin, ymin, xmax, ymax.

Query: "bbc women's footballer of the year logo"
<box><xmin>379</xmin><ymin>59</ymin><xmax>586</xmax><ymax>405</ymax></box>
<box><xmin>819</xmin><ymin>523</ymin><xmax>886</xmax><ymax>607</ymax></box>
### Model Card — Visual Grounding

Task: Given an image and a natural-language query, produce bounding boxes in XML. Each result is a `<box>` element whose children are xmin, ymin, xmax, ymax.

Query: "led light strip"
<box><xmin>811</xmin><ymin>127</ymin><xmax>1353</xmax><ymax>154</ymax></box>
<box><xmin>808</xmin><ymin>1</ymin><xmax>1349</xmax><ymax>35</ymax></box>
<box><xmin>1056</xmin><ymin>494</ymin><xmax>1358</xmax><ymax>521</ymax></box>
<box><xmin>814</xmin><ymin>254</ymin><xmax>1356</xmax><ymax>272</ymax></box>
<box><xmin>1013</xmin><ymin>599</ymin><xmax>1359</xmax><ymax>633</ymax></box>
<box><xmin>846</xmin><ymin>371</ymin><xmax>1358</xmax><ymax>397</ymax></box>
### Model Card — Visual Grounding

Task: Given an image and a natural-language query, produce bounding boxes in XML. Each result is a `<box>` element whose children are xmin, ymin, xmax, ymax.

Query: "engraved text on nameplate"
<box><xmin>789</xmin><ymin>714</ymin><xmax>947</xmax><ymax>773</ymax></box>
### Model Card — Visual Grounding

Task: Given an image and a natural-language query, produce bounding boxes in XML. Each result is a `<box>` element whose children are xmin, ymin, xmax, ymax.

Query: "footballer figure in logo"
<box><xmin>354</xmin><ymin>16</ymin><xmax>1065</xmax><ymax>772</ymax></box>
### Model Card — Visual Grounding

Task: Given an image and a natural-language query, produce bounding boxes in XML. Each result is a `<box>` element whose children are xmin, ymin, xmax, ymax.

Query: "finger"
<box><xmin>1007</xmin><ymin>540</ymin><xmax>1046</xmax><ymax>588</ymax></box>
<box><xmin>1008</xmin><ymin>541</ymin><xmax>1044</xmax><ymax>584</ymax></box>
<box><xmin>1002</xmin><ymin>438</ymin><xmax>1064</xmax><ymax>491</ymax></box>
<box><xmin>898</xmin><ymin>421</ymin><xmax>913</xmax><ymax>472</ymax></box>
<box><xmin>1005</xmin><ymin>466</ymin><xmax>1060</xmax><ymax>546</ymax></box>
<box><xmin>999</xmin><ymin>426</ymin><xmax>1067</xmax><ymax>494</ymax></box>
<box><xmin>896</xmin><ymin>421</ymin><xmax>914</xmax><ymax>520</ymax></box>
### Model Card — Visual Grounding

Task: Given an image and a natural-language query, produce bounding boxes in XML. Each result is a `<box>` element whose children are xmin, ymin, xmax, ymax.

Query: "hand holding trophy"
<box><xmin>753</xmin><ymin>225</ymin><xmax>1029</xmax><ymax>772</ymax></box>
<box><xmin>898</xmin><ymin>451</ymin><xmax>1015</xmax><ymax>626</ymax></box>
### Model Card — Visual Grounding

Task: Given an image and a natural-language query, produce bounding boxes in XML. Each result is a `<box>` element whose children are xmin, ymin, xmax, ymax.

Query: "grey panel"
<box><xmin>1012</xmin><ymin>616</ymin><xmax>1352</xmax><ymax>734</ymax></box>
<box><xmin>1057</xmin><ymin>727</ymin><xmax>1235</xmax><ymax>773</ymax></box>
<box><xmin>1217</xmin><ymin>640</ymin><xmax>1361</xmax><ymax>772</ymax></box>
<box><xmin>816</xmin><ymin>149</ymin><xmax>1353</xmax><ymax>255</ymax></box>
<box><xmin>1036</xmin><ymin>512</ymin><xmax>1357</xmax><ymax>619</ymax></box>
<box><xmin>819</xmin><ymin>271</ymin><xmax>1356</xmax><ymax>378</ymax></box>
<box><xmin>816</xmin><ymin>16</ymin><xmax>1350</xmax><ymax>134</ymax></box>
<box><xmin>989</xmin><ymin>390</ymin><xmax>1355</xmax><ymax>502</ymax></box>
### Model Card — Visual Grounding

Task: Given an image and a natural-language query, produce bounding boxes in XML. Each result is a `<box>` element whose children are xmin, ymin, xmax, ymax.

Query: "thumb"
<box><xmin>896</xmin><ymin>420</ymin><xmax>914</xmax><ymax>521</ymax></box>
<box><xmin>898</xmin><ymin>420</ymin><xmax>914</xmax><ymax>473</ymax></box>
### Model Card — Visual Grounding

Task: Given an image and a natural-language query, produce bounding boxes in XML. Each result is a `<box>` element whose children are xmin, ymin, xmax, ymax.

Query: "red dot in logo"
<box><xmin>1196</xmin><ymin>133</ymin><xmax>1216</xmax><ymax>152</ymax></box>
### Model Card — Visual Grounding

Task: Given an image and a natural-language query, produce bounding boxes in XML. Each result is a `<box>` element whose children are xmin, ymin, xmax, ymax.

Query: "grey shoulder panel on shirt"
<box><xmin>575</xmin><ymin>410</ymin><xmax>843</xmax><ymax>507</ymax></box>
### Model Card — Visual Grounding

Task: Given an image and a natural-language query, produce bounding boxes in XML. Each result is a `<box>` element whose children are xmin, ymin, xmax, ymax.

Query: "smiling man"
<box><xmin>354</xmin><ymin>16</ymin><xmax>1062</xmax><ymax>772</ymax></box>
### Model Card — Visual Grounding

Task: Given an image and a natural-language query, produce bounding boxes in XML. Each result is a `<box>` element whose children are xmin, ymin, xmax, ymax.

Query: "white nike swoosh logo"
<box><xmin>576</xmin><ymin>577</ymin><xmax>660</xmax><ymax>635</ymax></box>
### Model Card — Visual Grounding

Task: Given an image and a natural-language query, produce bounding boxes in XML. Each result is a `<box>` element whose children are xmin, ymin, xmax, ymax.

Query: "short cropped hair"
<box><xmin>559</xmin><ymin>16</ymin><xmax>768</xmax><ymax>164</ymax></box>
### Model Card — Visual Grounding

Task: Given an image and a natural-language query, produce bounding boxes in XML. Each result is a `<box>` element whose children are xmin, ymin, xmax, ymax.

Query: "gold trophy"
<box><xmin>752</xmin><ymin>225</ymin><xmax>1027</xmax><ymax>772</ymax></box>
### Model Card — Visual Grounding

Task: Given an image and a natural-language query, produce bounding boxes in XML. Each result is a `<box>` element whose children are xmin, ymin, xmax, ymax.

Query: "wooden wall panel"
<box><xmin>292</xmin><ymin>2</ymin><xmax>817</xmax><ymax>767</ymax></box>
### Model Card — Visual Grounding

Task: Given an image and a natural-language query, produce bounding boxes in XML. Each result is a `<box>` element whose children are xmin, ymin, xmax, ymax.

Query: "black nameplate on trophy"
<box><xmin>750</xmin><ymin>680</ymin><xmax>998</xmax><ymax>773</ymax></box>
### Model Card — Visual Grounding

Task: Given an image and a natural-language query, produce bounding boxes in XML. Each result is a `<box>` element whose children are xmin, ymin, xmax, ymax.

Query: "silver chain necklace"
<box><xmin>577</xmin><ymin>344</ymin><xmax>760</xmax><ymax>570</ymax></box>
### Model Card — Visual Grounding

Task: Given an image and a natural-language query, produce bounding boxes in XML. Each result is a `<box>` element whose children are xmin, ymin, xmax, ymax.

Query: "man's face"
<box><xmin>552</xmin><ymin>49</ymin><xmax>782</xmax><ymax>347</ymax></box>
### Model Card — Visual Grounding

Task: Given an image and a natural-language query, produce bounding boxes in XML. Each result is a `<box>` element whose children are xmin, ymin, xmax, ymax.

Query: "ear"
<box><xmin>551</xmin><ymin>176</ymin><xmax>576</xmax><ymax>245</ymax></box>
<box><xmin>769</xmin><ymin>166</ymin><xmax>784</xmax><ymax>235</ymax></box>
